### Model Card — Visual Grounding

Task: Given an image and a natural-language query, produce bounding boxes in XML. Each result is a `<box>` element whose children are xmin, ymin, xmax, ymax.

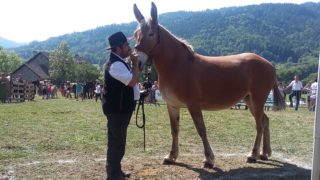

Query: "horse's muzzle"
<box><xmin>135</xmin><ymin>50</ymin><xmax>149</xmax><ymax>71</ymax></box>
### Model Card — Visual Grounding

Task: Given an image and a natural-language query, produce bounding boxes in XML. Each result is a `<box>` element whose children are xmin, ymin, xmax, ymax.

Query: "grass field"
<box><xmin>0</xmin><ymin>96</ymin><xmax>315</xmax><ymax>179</ymax></box>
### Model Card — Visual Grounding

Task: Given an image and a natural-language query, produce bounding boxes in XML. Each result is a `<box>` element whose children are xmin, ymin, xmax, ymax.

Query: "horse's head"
<box><xmin>133</xmin><ymin>2</ymin><xmax>159</xmax><ymax>69</ymax></box>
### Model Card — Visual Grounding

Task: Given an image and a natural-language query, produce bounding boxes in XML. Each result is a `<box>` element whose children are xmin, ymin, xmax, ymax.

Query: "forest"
<box><xmin>7</xmin><ymin>2</ymin><xmax>320</xmax><ymax>84</ymax></box>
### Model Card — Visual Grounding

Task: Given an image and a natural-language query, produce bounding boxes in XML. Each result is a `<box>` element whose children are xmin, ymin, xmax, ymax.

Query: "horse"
<box><xmin>133</xmin><ymin>2</ymin><xmax>286</xmax><ymax>168</ymax></box>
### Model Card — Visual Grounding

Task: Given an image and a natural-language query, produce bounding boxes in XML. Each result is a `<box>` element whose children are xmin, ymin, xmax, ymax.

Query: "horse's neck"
<box><xmin>153</xmin><ymin>27</ymin><xmax>185</xmax><ymax>74</ymax></box>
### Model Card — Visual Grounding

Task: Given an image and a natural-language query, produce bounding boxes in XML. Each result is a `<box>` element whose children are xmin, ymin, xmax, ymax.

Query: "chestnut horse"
<box><xmin>133</xmin><ymin>2</ymin><xmax>286</xmax><ymax>168</ymax></box>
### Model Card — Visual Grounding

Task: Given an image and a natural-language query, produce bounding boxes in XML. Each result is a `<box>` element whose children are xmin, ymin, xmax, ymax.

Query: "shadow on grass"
<box><xmin>171</xmin><ymin>159</ymin><xmax>310</xmax><ymax>180</ymax></box>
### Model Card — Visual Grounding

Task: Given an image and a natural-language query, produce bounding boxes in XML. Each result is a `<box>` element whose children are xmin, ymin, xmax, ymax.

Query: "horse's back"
<box><xmin>195</xmin><ymin>52</ymin><xmax>275</xmax><ymax>83</ymax></box>
<box><xmin>162</xmin><ymin>52</ymin><xmax>276</xmax><ymax>110</ymax></box>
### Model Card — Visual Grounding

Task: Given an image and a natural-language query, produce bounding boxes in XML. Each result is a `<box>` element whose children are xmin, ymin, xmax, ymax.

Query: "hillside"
<box><xmin>0</xmin><ymin>37</ymin><xmax>26</xmax><ymax>48</ymax></box>
<box><xmin>10</xmin><ymin>3</ymin><xmax>320</xmax><ymax>70</ymax></box>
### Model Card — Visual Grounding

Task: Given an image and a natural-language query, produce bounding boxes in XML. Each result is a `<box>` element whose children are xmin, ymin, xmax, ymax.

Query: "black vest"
<box><xmin>102</xmin><ymin>53</ymin><xmax>135</xmax><ymax>114</ymax></box>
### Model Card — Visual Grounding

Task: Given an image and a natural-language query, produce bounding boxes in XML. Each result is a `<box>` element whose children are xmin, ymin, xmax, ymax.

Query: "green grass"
<box><xmin>0</xmin><ymin>96</ymin><xmax>315</xmax><ymax>170</ymax></box>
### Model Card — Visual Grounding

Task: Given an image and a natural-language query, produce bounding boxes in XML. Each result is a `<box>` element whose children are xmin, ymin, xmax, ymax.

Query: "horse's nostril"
<box><xmin>138</xmin><ymin>61</ymin><xmax>142</xmax><ymax>69</ymax></box>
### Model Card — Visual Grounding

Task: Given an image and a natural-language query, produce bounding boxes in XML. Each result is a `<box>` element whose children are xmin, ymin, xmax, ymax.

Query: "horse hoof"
<box><xmin>162</xmin><ymin>158</ymin><xmax>175</xmax><ymax>165</ymax></box>
<box><xmin>246</xmin><ymin>157</ymin><xmax>257</xmax><ymax>163</ymax></box>
<box><xmin>202</xmin><ymin>162</ymin><xmax>214</xmax><ymax>169</ymax></box>
<box><xmin>260</xmin><ymin>155</ymin><xmax>269</xmax><ymax>161</ymax></box>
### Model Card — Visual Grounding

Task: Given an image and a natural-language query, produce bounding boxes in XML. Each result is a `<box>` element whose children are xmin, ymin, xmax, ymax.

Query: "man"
<box><xmin>310</xmin><ymin>78</ymin><xmax>318</xmax><ymax>111</ymax></box>
<box><xmin>287</xmin><ymin>75</ymin><xmax>303</xmax><ymax>110</ymax></box>
<box><xmin>102</xmin><ymin>31</ymin><xmax>140</xmax><ymax>180</ymax></box>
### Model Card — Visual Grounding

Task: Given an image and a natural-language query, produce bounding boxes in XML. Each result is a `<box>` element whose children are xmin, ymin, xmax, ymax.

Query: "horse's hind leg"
<box><xmin>163</xmin><ymin>105</ymin><xmax>180</xmax><ymax>164</ymax></box>
<box><xmin>244</xmin><ymin>96</ymin><xmax>265</xmax><ymax>163</ymax></box>
<box><xmin>188</xmin><ymin>107</ymin><xmax>214</xmax><ymax>168</ymax></box>
<box><xmin>261</xmin><ymin>113</ymin><xmax>271</xmax><ymax>160</ymax></box>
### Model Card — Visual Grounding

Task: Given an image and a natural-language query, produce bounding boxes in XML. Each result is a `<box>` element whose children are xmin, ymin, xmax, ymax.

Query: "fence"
<box><xmin>0</xmin><ymin>80</ymin><xmax>35</xmax><ymax>103</ymax></box>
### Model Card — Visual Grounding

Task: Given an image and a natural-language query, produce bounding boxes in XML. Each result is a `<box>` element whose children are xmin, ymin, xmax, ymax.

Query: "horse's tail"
<box><xmin>272</xmin><ymin>82</ymin><xmax>286</xmax><ymax>111</ymax></box>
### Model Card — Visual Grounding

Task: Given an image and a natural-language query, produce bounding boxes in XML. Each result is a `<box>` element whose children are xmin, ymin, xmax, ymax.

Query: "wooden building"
<box><xmin>11</xmin><ymin>52</ymin><xmax>50</xmax><ymax>82</ymax></box>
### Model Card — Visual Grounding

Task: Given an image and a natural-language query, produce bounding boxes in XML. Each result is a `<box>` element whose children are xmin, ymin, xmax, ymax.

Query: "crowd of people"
<box><xmin>38</xmin><ymin>82</ymin><xmax>58</xmax><ymax>99</ymax></box>
<box><xmin>35</xmin><ymin>78</ymin><xmax>161</xmax><ymax>105</ymax></box>
<box><xmin>138</xmin><ymin>77</ymin><xmax>160</xmax><ymax>104</ymax></box>
<box><xmin>278</xmin><ymin>75</ymin><xmax>318</xmax><ymax>111</ymax></box>
<box><xmin>37</xmin><ymin>81</ymin><xmax>104</xmax><ymax>102</ymax></box>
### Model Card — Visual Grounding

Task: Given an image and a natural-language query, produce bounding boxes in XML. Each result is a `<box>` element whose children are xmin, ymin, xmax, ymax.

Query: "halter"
<box><xmin>147</xmin><ymin>26</ymin><xmax>160</xmax><ymax>56</ymax></box>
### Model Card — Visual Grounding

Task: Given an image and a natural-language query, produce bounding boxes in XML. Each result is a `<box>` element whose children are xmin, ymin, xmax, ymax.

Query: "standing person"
<box><xmin>142</xmin><ymin>77</ymin><xmax>152</xmax><ymax>102</ymax></box>
<box><xmin>102</xmin><ymin>31</ymin><xmax>140</xmax><ymax>180</ymax></box>
<box><xmin>72</xmin><ymin>83</ymin><xmax>77</xmax><ymax>99</ymax></box>
<box><xmin>310</xmin><ymin>78</ymin><xmax>318</xmax><ymax>111</ymax></box>
<box><xmin>303</xmin><ymin>82</ymin><xmax>312</xmax><ymax>110</ymax></box>
<box><xmin>277</xmin><ymin>82</ymin><xmax>286</xmax><ymax>100</ymax></box>
<box><xmin>287</xmin><ymin>75</ymin><xmax>304</xmax><ymax>110</ymax></box>
<box><xmin>75</xmin><ymin>82</ymin><xmax>82</xmax><ymax>101</ymax></box>
<box><xmin>95</xmin><ymin>83</ymin><xmax>102</xmax><ymax>102</ymax></box>
<box><xmin>66</xmin><ymin>83</ymin><xmax>72</xmax><ymax>99</ymax></box>
<box><xmin>47</xmin><ymin>84</ymin><xmax>52</xmax><ymax>99</ymax></box>
<box><xmin>150</xmin><ymin>80</ymin><xmax>159</xmax><ymax>104</ymax></box>
<box><xmin>42</xmin><ymin>83</ymin><xmax>47</xmax><ymax>99</ymax></box>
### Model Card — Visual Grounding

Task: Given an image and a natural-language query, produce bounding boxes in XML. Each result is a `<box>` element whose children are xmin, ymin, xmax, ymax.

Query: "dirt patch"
<box><xmin>1</xmin><ymin>153</ymin><xmax>310</xmax><ymax>180</ymax></box>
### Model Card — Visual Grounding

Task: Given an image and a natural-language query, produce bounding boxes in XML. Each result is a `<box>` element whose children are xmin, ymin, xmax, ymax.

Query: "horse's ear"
<box><xmin>133</xmin><ymin>3</ymin><xmax>145</xmax><ymax>23</ymax></box>
<box><xmin>150</xmin><ymin>2</ymin><xmax>158</xmax><ymax>25</ymax></box>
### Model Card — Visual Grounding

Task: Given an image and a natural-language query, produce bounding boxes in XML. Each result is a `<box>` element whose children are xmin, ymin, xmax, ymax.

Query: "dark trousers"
<box><xmin>106</xmin><ymin>113</ymin><xmax>132</xmax><ymax>179</ymax></box>
<box><xmin>95</xmin><ymin>93</ymin><xmax>101</xmax><ymax>102</ymax></box>
<box><xmin>289</xmin><ymin>90</ymin><xmax>301</xmax><ymax>110</ymax></box>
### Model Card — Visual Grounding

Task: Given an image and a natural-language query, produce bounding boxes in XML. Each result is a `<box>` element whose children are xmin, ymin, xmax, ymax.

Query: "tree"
<box><xmin>75</xmin><ymin>63</ymin><xmax>101</xmax><ymax>82</ymax></box>
<box><xmin>49</xmin><ymin>42</ymin><xmax>75</xmax><ymax>83</ymax></box>
<box><xmin>0</xmin><ymin>48</ymin><xmax>22</xmax><ymax>74</ymax></box>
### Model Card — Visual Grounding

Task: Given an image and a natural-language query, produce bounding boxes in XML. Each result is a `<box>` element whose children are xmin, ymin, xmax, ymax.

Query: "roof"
<box><xmin>11</xmin><ymin>51</ymin><xmax>50</xmax><ymax>81</ymax></box>
<box><xmin>25</xmin><ymin>63</ymin><xmax>50</xmax><ymax>79</ymax></box>
<box><xmin>26</xmin><ymin>51</ymin><xmax>50</xmax><ymax>64</ymax></box>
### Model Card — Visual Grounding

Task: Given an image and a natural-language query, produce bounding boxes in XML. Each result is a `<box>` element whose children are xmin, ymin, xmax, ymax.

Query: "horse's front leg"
<box><xmin>163</xmin><ymin>105</ymin><xmax>180</xmax><ymax>164</ymax></box>
<box><xmin>188</xmin><ymin>107</ymin><xmax>214</xmax><ymax>168</ymax></box>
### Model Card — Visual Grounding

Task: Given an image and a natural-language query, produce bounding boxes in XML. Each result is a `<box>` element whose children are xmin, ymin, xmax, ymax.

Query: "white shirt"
<box><xmin>95</xmin><ymin>85</ymin><xmax>101</xmax><ymax>94</ymax></box>
<box><xmin>109</xmin><ymin>52</ymin><xmax>140</xmax><ymax>100</ymax></box>
<box><xmin>311</xmin><ymin>82</ymin><xmax>318</xmax><ymax>99</ymax></box>
<box><xmin>288</xmin><ymin>80</ymin><xmax>303</xmax><ymax>91</ymax></box>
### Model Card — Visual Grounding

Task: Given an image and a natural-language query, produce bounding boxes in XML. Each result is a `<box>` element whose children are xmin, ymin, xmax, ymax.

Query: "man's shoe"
<box><xmin>121</xmin><ymin>171</ymin><xmax>131</xmax><ymax>178</ymax></box>
<box><xmin>106</xmin><ymin>175</ymin><xmax>124</xmax><ymax>180</ymax></box>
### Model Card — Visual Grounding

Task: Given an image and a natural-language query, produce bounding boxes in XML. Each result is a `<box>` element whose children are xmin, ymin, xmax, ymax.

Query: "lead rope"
<box><xmin>135</xmin><ymin>98</ymin><xmax>146</xmax><ymax>151</ymax></box>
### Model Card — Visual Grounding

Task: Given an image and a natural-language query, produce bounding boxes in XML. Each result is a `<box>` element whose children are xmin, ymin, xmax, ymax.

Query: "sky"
<box><xmin>1</xmin><ymin>0</ymin><xmax>320</xmax><ymax>43</ymax></box>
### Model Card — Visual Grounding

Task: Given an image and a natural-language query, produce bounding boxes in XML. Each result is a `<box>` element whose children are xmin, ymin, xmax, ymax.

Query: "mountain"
<box><xmin>10</xmin><ymin>3</ymin><xmax>320</xmax><ymax>67</ymax></box>
<box><xmin>0</xmin><ymin>37</ymin><xmax>27</xmax><ymax>48</ymax></box>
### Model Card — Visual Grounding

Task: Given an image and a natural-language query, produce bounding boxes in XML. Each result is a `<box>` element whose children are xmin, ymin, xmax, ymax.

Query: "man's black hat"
<box><xmin>106</xmin><ymin>31</ymin><xmax>128</xmax><ymax>50</ymax></box>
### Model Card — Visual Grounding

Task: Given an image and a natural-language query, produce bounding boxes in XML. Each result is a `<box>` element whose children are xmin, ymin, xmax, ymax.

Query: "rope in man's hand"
<box><xmin>135</xmin><ymin>90</ymin><xmax>149</xmax><ymax>151</ymax></box>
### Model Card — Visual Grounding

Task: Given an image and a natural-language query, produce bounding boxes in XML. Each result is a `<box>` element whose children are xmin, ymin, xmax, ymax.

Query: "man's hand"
<box><xmin>129</xmin><ymin>51</ymin><xmax>139</xmax><ymax>67</ymax></box>
<box><xmin>128</xmin><ymin>51</ymin><xmax>140</xmax><ymax>87</ymax></box>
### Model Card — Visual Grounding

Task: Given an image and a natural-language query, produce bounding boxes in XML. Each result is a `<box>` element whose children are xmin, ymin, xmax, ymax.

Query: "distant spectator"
<box><xmin>310</xmin><ymin>79</ymin><xmax>318</xmax><ymax>111</ymax></box>
<box><xmin>60</xmin><ymin>84</ymin><xmax>65</xmax><ymax>97</ymax></box>
<box><xmin>95</xmin><ymin>83</ymin><xmax>102</xmax><ymax>102</ymax></box>
<box><xmin>47</xmin><ymin>84</ymin><xmax>52</xmax><ymax>98</ymax></box>
<box><xmin>66</xmin><ymin>84</ymin><xmax>72</xmax><ymax>99</ymax></box>
<box><xmin>143</xmin><ymin>77</ymin><xmax>152</xmax><ymax>92</ymax></box>
<box><xmin>150</xmin><ymin>81</ymin><xmax>159</xmax><ymax>103</ymax></box>
<box><xmin>278</xmin><ymin>82</ymin><xmax>286</xmax><ymax>100</ymax></box>
<box><xmin>287</xmin><ymin>75</ymin><xmax>303</xmax><ymax>110</ymax></box>
<box><xmin>42</xmin><ymin>83</ymin><xmax>47</xmax><ymax>99</ymax></box>
<box><xmin>76</xmin><ymin>82</ymin><xmax>82</xmax><ymax>101</ymax></box>
<box><xmin>72</xmin><ymin>83</ymin><xmax>77</xmax><ymax>98</ymax></box>
<box><xmin>303</xmin><ymin>82</ymin><xmax>312</xmax><ymax>110</ymax></box>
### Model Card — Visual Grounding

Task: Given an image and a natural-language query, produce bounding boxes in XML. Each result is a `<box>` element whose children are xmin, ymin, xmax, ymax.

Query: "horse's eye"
<box><xmin>148</xmin><ymin>33</ymin><xmax>154</xmax><ymax>37</ymax></box>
